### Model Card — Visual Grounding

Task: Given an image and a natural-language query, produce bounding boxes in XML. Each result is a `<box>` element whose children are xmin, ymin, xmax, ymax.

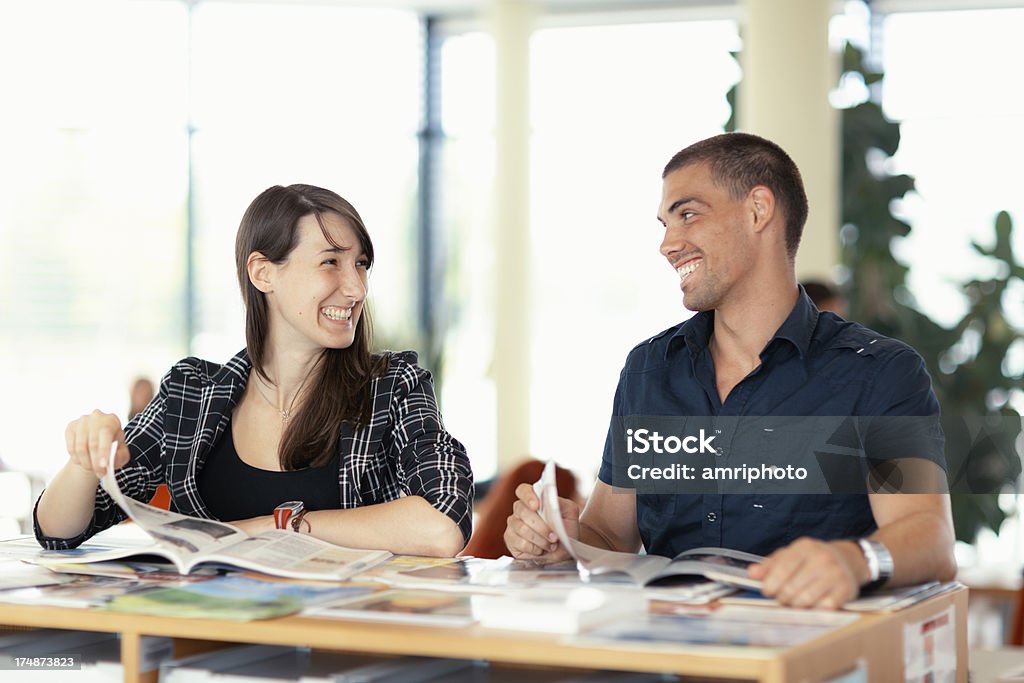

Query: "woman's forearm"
<box><xmin>234</xmin><ymin>496</ymin><xmax>466</xmax><ymax>557</ymax></box>
<box><xmin>35</xmin><ymin>463</ymin><xmax>102</xmax><ymax>540</ymax></box>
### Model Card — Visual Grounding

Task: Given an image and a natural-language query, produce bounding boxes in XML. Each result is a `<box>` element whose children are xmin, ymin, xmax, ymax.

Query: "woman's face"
<box><xmin>263</xmin><ymin>212</ymin><xmax>369</xmax><ymax>353</ymax></box>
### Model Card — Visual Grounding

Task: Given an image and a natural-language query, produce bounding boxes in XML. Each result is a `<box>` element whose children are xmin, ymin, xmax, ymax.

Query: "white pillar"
<box><xmin>489</xmin><ymin>0</ymin><xmax>534</xmax><ymax>470</ymax></box>
<box><xmin>739</xmin><ymin>0</ymin><xmax>840</xmax><ymax>281</ymax></box>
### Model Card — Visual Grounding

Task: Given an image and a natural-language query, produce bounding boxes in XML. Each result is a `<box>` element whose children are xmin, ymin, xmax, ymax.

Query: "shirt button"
<box><xmin>707</xmin><ymin>512</ymin><xmax>717</xmax><ymax>523</ymax></box>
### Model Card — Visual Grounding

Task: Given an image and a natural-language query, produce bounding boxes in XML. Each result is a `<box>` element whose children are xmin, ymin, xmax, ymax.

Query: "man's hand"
<box><xmin>504</xmin><ymin>483</ymin><xmax>580</xmax><ymax>563</ymax></box>
<box><xmin>748</xmin><ymin>538</ymin><xmax>869</xmax><ymax>610</ymax></box>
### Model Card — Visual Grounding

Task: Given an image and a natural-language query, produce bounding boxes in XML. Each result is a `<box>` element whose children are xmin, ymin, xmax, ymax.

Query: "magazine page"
<box><xmin>659</xmin><ymin>547</ymin><xmax>766</xmax><ymax>590</ymax></box>
<box><xmin>98</xmin><ymin>450</ymin><xmax>248</xmax><ymax>562</ymax></box>
<box><xmin>533</xmin><ymin>461</ymin><xmax>763</xmax><ymax>590</ymax></box>
<box><xmin>38</xmin><ymin>467</ymin><xmax>247</xmax><ymax>573</ymax></box>
<box><xmin>842</xmin><ymin>581</ymin><xmax>957</xmax><ymax>612</ymax></box>
<box><xmin>532</xmin><ymin>461</ymin><xmax>671</xmax><ymax>584</ymax></box>
<box><xmin>201</xmin><ymin>530</ymin><xmax>392</xmax><ymax>581</ymax></box>
<box><xmin>42</xmin><ymin>451</ymin><xmax>391</xmax><ymax>580</ymax></box>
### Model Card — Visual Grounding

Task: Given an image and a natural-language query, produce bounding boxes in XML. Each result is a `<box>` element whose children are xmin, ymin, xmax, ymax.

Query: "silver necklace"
<box><xmin>252</xmin><ymin>368</ymin><xmax>314</xmax><ymax>422</ymax></box>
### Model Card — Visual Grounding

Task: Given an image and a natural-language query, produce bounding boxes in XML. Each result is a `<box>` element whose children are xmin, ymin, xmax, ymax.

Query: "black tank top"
<box><xmin>197</xmin><ymin>421</ymin><xmax>340</xmax><ymax>522</ymax></box>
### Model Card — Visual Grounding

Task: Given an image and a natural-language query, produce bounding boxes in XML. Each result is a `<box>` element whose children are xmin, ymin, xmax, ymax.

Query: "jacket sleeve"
<box><xmin>387</xmin><ymin>356</ymin><xmax>474</xmax><ymax>544</ymax></box>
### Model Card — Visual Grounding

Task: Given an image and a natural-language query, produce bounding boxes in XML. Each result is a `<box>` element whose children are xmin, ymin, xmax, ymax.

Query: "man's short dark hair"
<box><xmin>662</xmin><ymin>132</ymin><xmax>809</xmax><ymax>258</ymax></box>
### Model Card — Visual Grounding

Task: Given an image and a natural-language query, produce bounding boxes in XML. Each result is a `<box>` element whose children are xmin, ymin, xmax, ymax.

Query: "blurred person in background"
<box><xmin>801</xmin><ymin>278</ymin><xmax>848</xmax><ymax>317</ymax></box>
<box><xmin>35</xmin><ymin>184</ymin><xmax>473</xmax><ymax>557</ymax></box>
<box><xmin>128</xmin><ymin>377</ymin><xmax>155</xmax><ymax>421</ymax></box>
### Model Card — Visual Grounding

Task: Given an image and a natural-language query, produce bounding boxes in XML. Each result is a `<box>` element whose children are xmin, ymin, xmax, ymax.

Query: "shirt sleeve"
<box><xmin>33</xmin><ymin>370</ymin><xmax>170</xmax><ymax>550</ymax></box>
<box><xmin>862</xmin><ymin>347</ymin><xmax>946</xmax><ymax>474</ymax></box>
<box><xmin>598</xmin><ymin>371</ymin><xmax>627</xmax><ymax>486</ymax></box>
<box><xmin>388</xmin><ymin>359</ymin><xmax>474</xmax><ymax>544</ymax></box>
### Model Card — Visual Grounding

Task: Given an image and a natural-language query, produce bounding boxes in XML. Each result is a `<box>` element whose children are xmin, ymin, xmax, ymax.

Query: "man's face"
<box><xmin>657</xmin><ymin>162</ymin><xmax>754</xmax><ymax>312</ymax></box>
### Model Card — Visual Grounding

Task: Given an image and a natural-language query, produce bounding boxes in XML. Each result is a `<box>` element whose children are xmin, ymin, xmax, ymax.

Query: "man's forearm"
<box><xmin>872</xmin><ymin>507</ymin><xmax>957</xmax><ymax>586</ymax></box>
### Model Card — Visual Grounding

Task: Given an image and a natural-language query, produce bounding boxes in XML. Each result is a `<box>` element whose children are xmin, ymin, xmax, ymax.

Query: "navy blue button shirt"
<box><xmin>598</xmin><ymin>288</ymin><xmax>943</xmax><ymax>559</ymax></box>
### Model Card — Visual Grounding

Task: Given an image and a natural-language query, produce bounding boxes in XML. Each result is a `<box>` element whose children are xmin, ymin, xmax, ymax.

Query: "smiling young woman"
<box><xmin>35</xmin><ymin>184</ymin><xmax>473</xmax><ymax>557</ymax></box>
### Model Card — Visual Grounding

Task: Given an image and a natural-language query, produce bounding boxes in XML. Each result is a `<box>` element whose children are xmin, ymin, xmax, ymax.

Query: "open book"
<box><xmin>533</xmin><ymin>461</ymin><xmax>763</xmax><ymax>590</ymax></box>
<box><xmin>34</xmin><ymin>455</ymin><xmax>391</xmax><ymax>582</ymax></box>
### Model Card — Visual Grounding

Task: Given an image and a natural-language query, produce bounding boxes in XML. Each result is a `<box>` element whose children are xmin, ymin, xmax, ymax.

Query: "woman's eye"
<box><xmin>322</xmin><ymin>258</ymin><xmax>337</xmax><ymax>266</ymax></box>
<box><xmin>356</xmin><ymin>259</ymin><xmax>370</xmax><ymax>269</ymax></box>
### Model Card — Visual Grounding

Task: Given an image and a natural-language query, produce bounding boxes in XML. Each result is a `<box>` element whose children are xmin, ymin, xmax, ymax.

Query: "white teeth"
<box><xmin>676</xmin><ymin>260</ymin><xmax>701</xmax><ymax>280</ymax></box>
<box><xmin>321</xmin><ymin>307</ymin><xmax>352</xmax><ymax>321</ymax></box>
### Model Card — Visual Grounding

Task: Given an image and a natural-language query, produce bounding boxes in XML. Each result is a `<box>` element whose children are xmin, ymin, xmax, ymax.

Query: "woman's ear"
<box><xmin>247</xmin><ymin>252</ymin><xmax>274</xmax><ymax>293</ymax></box>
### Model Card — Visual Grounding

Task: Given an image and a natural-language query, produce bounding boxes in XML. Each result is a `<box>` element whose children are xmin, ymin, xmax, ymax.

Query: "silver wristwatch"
<box><xmin>857</xmin><ymin>538</ymin><xmax>894</xmax><ymax>592</ymax></box>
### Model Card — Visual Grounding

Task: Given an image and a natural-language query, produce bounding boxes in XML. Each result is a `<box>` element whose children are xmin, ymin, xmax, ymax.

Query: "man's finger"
<box><xmin>514</xmin><ymin>482</ymin><xmax>539</xmax><ymax>510</ymax></box>
<box><xmin>509</xmin><ymin>515</ymin><xmax>557</xmax><ymax>552</ymax></box>
<box><xmin>511</xmin><ymin>500</ymin><xmax>558</xmax><ymax>542</ymax></box>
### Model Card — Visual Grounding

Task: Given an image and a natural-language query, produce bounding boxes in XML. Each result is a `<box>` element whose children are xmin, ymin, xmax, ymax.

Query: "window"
<box><xmin>529</xmin><ymin>19</ymin><xmax>740</xmax><ymax>479</ymax></box>
<box><xmin>881</xmin><ymin>9</ymin><xmax>1024</xmax><ymax>334</ymax></box>
<box><xmin>0</xmin><ymin>0</ymin><xmax>189</xmax><ymax>474</ymax></box>
<box><xmin>436</xmin><ymin>17</ymin><xmax>741</xmax><ymax>482</ymax></box>
<box><xmin>877</xmin><ymin>4</ymin><xmax>1024</xmax><ymax>610</ymax></box>
<box><xmin>0</xmin><ymin>1</ymin><xmax>422</xmax><ymax>478</ymax></box>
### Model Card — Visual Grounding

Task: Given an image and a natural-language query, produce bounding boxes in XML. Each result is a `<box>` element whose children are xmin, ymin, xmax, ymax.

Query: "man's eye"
<box><xmin>681</xmin><ymin>211</ymin><xmax>695</xmax><ymax>221</ymax></box>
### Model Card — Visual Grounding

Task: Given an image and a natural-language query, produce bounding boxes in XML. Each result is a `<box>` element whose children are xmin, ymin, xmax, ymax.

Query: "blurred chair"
<box><xmin>1012</xmin><ymin>566</ymin><xmax>1024</xmax><ymax>646</ymax></box>
<box><xmin>148</xmin><ymin>484</ymin><xmax>171</xmax><ymax>510</ymax></box>
<box><xmin>463</xmin><ymin>458</ymin><xmax>581</xmax><ymax>559</ymax></box>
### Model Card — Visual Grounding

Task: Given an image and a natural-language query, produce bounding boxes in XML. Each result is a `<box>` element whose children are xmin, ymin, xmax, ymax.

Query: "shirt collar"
<box><xmin>666</xmin><ymin>310</ymin><xmax>713</xmax><ymax>360</ymax></box>
<box><xmin>767</xmin><ymin>286</ymin><xmax>819</xmax><ymax>359</ymax></box>
<box><xmin>664</xmin><ymin>286</ymin><xmax>819</xmax><ymax>360</ymax></box>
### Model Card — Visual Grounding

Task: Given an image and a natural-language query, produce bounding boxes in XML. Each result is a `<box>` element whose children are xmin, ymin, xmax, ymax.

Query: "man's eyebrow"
<box><xmin>657</xmin><ymin>197</ymin><xmax>700</xmax><ymax>224</ymax></box>
<box><xmin>667</xmin><ymin>197</ymin><xmax>699</xmax><ymax>214</ymax></box>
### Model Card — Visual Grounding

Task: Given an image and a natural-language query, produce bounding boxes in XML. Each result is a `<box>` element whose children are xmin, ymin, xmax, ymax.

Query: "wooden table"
<box><xmin>0</xmin><ymin>586</ymin><xmax>969</xmax><ymax>683</ymax></box>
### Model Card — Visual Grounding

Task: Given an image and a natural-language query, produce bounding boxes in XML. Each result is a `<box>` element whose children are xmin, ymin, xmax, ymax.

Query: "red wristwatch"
<box><xmin>273</xmin><ymin>501</ymin><xmax>308</xmax><ymax>533</ymax></box>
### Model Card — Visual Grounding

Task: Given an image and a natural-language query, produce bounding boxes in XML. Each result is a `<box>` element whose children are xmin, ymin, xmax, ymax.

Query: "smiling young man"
<box><xmin>505</xmin><ymin>133</ymin><xmax>956</xmax><ymax>609</ymax></box>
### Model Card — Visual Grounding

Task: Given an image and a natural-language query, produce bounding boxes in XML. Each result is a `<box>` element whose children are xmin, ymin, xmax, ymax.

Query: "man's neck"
<box><xmin>709</xmin><ymin>280</ymin><xmax>800</xmax><ymax>370</ymax></box>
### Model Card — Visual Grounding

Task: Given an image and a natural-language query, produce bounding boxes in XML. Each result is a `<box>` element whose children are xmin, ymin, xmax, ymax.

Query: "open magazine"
<box><xmin>533</xmin><ymin>460</ymin><xmax>763</xmax><ymax>590</ymax></box>
<box><xmin>33</xmin><ymin>454</ymin><xmax>391</xmax><ymax>582</ymax></box>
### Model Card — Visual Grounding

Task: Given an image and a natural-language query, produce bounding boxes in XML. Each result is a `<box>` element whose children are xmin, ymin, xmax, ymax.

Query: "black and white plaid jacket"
<box><xmin>35</xmin><ymin>349</ymin><xmax>473</xmax><ymax>549</ymax></box>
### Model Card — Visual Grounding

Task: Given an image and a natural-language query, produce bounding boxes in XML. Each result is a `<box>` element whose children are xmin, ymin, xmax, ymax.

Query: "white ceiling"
<box><xmin>197</xmin><ymin>0</ymin><xmax>737</xmax><ymax>18</ymax></box>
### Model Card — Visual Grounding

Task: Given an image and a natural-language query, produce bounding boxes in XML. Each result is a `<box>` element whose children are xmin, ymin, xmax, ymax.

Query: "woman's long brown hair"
<box><xmin>235</xmin><ymin>184</ymin><xmax>389</xmax><ymax>470</ymax></box>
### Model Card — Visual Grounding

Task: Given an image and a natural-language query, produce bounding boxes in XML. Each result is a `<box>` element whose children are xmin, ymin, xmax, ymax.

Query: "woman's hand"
<box><xmin>64</xmin><ymin>410</ymin><xmax>131</xmax><ymax>479</ymax></box>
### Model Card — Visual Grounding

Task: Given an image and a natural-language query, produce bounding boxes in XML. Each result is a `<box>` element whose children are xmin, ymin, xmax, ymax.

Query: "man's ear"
<box><xmin>247</xmin><ymin>252</ymin><xmax>274</xmax><ymax>293</ymax></box>
<box><xmin>749</xmin><ymin>186</ymin><xmax>777</xmax><ymax>233</ymax></box>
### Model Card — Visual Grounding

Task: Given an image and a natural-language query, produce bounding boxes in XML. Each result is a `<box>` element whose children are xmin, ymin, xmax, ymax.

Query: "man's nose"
<box><xmin>660</xmin><ymin>227</ymin><xmax>686</xmax><ymax>261</ymax></box>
